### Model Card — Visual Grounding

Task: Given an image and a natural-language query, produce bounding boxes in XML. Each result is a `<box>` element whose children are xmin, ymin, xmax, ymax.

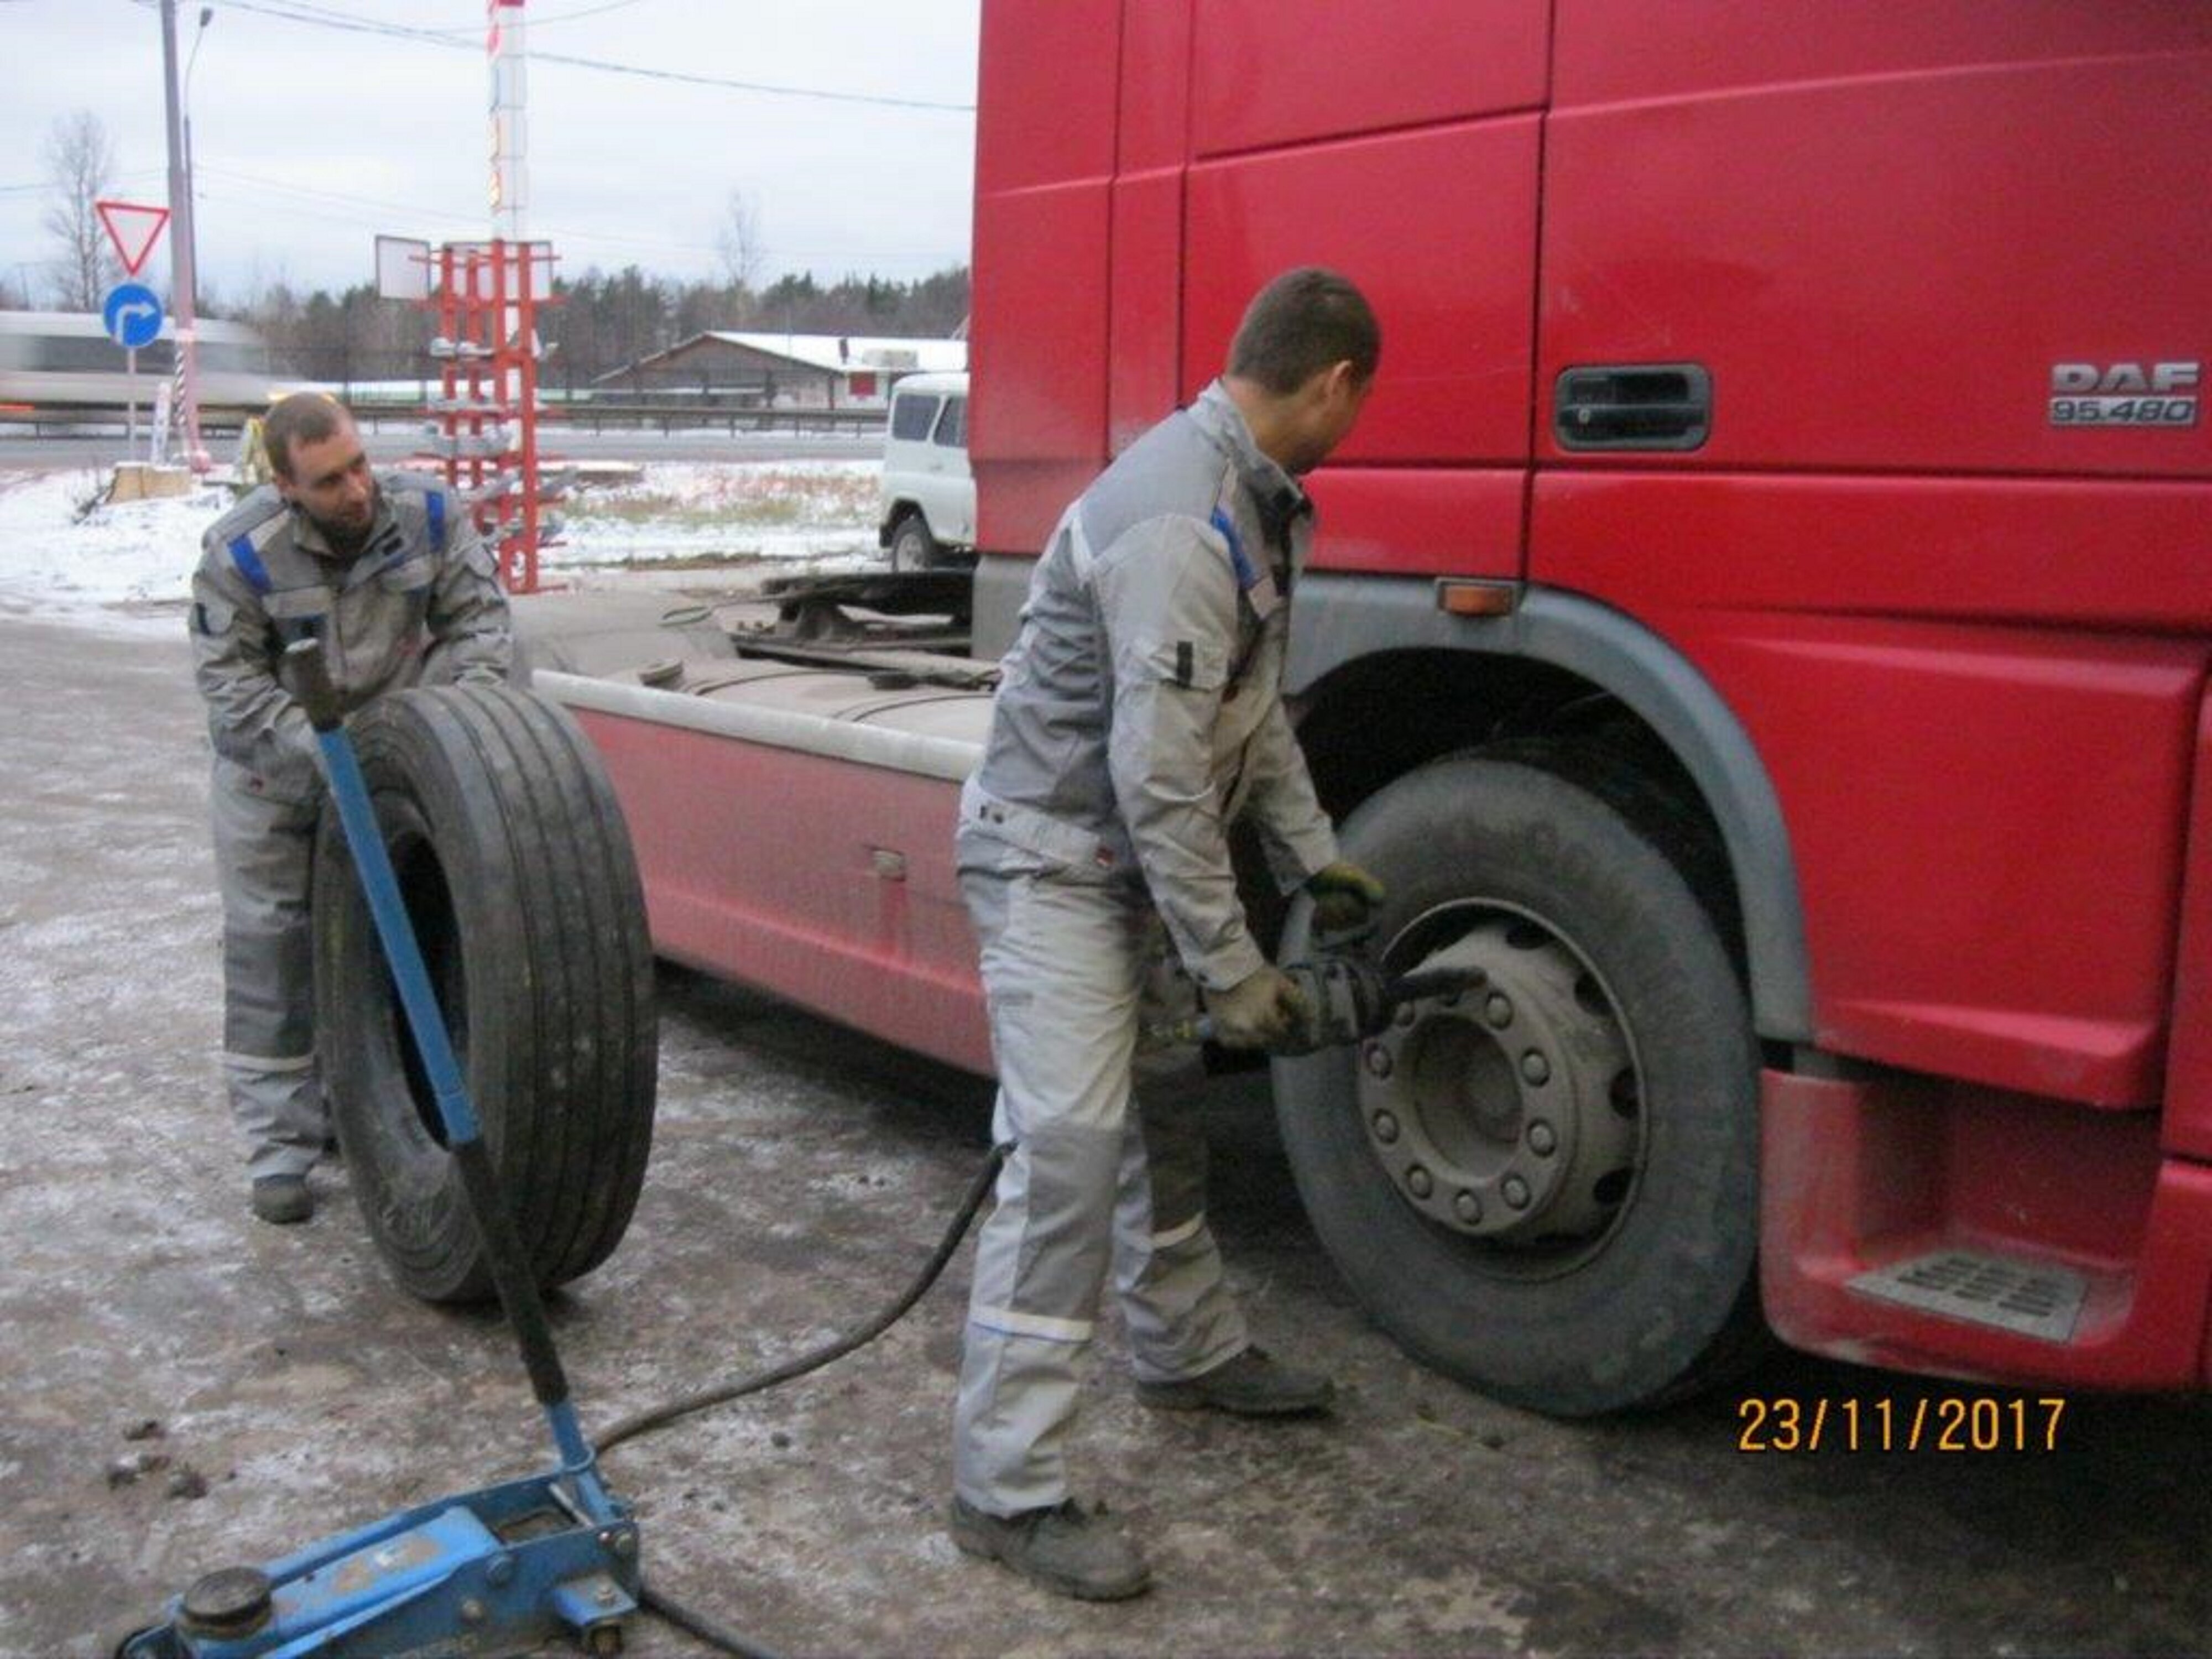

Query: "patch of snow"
<box><xmin>0</xmin><ymin>468</ymin><xmax>216</xmax><ymax>637</ymax></box>
<box><xmin>0</xmin><ymin>460</ymin><xmax>884</xmax><ymax>634</ymax></box>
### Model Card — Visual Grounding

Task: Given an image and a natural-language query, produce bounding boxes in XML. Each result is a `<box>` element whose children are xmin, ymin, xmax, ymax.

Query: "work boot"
<box><xmin>1138</xmin><ymin>1345</ymin><xmax>1335</xmax><ymax>1417</ymax></box>
<box><xmin>949</xmin><ymin>1497</ymin><xmax>1151</xmax><ymax>1601</ymax></box>
<box><xmin>249</xmin><ymin>1175</ymin><xmax>312</xmax><ymax>1225</ymax></box>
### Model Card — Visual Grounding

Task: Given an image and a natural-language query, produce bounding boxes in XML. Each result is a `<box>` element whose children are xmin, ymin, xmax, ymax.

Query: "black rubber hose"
<box><xmin>641</xmin><ymin>1580</ymin><xmax>787</xmax><ymax>1659</ymax></box>
<box><xmin>611</xmin><ymin>1145</ymin><xmax>1004</xmax><ymax>1659</ymax></box>
<box><xmin>598</xmin><ymin>1144</ymin><xmax>1003</xmax><ymax>1454</ymax></box>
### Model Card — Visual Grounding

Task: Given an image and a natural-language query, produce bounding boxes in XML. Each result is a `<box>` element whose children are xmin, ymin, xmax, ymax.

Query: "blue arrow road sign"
<box><xmin>103</xmin><ymin>282</ymin><xmax>164</xmax><ymax>350</ymax></box>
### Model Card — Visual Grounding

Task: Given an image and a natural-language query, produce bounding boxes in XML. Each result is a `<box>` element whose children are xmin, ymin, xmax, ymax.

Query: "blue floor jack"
<box><xmin>123</xmin><ymin>641</ymin><xmax>640</xmax><ymax>1658</ymax></box>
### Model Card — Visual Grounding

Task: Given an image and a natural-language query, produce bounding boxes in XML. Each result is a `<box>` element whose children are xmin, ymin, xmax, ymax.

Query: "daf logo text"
<box><xmin>2048</xmin><ymin>360</ymin><xmax>2199</xmax><ymax>427</ymax></box>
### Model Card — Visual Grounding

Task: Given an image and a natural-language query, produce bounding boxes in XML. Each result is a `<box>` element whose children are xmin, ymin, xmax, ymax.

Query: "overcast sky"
<box><xmin>0</xmin><ymin>0</ymin><xmax>981</xmax><ymax>306</ymax></box>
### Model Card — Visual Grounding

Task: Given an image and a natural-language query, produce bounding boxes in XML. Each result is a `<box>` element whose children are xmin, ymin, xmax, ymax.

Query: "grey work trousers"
<box><xmin>954</xmin><ymin>865</ymin><xmax>1249</xmax><ymax>1516</ymax></box>
<box><xmin>211</xmin><ymin>769</ymin><xmax>327</xmax><ymax>1180</ymax></box>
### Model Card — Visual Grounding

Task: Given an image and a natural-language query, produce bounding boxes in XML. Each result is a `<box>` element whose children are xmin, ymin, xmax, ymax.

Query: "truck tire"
<box><xmin>888</xmin><ymin>510</ymin><xmax>936</xmax><ymax>572</ymax></box>
<box><xmin>1273</xmin><ymin>753</ymin><xmax>1764</xmax><ymax>1415</ymax></box>
<box><xmin>312</xmin><ymin>684</ymin><xmax>657</xmax><ymax>1304</ymax></box>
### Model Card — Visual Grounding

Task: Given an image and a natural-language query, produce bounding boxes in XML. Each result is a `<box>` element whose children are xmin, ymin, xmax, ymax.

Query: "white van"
<box><xmin>877</xmin><ymin>371</ymin><xmax>974</xmax><ymax>570</ymax></box>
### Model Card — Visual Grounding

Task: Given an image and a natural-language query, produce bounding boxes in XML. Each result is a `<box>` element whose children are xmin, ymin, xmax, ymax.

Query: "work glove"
<box><xmin>1207</xmin><ymin>963</ymin><xmax>1310</xmax><ymax>1051</ymax></box>
<box><xmin>1306</xmin><ymin>859</ymin><xmax>1387</xmax><ymax>937</ymax></box>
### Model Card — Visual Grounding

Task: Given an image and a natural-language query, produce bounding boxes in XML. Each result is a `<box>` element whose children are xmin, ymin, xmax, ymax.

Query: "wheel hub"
<box><xmin>1356</xmin><ymin>914</ymin><xmax>1637</xmax><ymax>1243</ymax></box>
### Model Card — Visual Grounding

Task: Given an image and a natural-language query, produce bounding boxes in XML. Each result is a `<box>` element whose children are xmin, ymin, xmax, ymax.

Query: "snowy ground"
<box><xmin>0</xmin><ymin>460</ymin><xmax>883</xmax><ymax>637</ymax></box>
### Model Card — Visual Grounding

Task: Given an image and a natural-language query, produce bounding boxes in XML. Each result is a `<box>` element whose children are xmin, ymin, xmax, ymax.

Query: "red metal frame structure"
<box><xmin>421</xmin><ymin>239</ymin><xmax>561</xmax><ymax>593</ymax></box>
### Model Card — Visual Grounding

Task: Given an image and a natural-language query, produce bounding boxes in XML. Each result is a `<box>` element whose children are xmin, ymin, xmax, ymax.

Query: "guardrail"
<box><xmin>339</xmin><ymin>393</ymin><xmax>889</xmax><ymax>439</ymax></box>
<box><xmin>0</xmin><ymin>406</ymin><xmax>253</xmax><ymax>436</ymax></box>
<box><xmin>557</xmin><ymin>405</ymin><xmax>887</xmax><ymax>437</ymax></box>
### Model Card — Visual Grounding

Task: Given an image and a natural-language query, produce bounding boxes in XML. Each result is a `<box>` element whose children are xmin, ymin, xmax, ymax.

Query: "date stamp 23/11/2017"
<box><xmin>1736</xmin><ymin>1395</ymin><xmax>2068</xmax><ymax>1454</ymax></box>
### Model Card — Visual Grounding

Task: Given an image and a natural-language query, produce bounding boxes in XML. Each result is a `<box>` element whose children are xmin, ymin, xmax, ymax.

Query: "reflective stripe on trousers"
<box><xmin>953</xmin><ymin>866</ymin><xmax>1248</xmax><ymax>1515</ymax></box>
<box><xmin>211</xmin><ymin>771</ymin><xmax>327</xmax><ymax>1180</ymax></box>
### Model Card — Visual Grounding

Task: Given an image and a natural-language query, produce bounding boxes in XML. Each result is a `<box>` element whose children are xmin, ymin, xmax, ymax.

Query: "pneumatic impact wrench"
<box><xmin>1146</xmin><ymin>950</ymin><xmax>1486</xmax><ymax>1057</ymax></box>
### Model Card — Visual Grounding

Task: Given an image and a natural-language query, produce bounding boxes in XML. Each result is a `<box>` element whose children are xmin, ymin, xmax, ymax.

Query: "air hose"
<box><xmin>620</xmin><ymin>946</ymin><xmax>1467</xmax><ymax>1652</ymax></box>
<box><xmin>611</xmin><ymin>1144</ymin><xmax>1006</xmax><ymax>1658</ymax></box>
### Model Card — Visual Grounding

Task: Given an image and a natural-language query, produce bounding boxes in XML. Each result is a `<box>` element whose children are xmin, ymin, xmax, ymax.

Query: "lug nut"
<box><xmin>1365</xmin><ymin>1044</ymin><xmax>1394</xmax><ymax>1079</ymax></box>
<box><xmin>1454</xmin><ymin>1190</ymin><xmax>1482</xmax><ymax>1224</ymax></box>
<box><xmin>1407</xmin><ymin>1166</ymin><xmax>1433</xmax><ymax>1199</ymax></box>
<box><xmin>1372</xmin><ymin>1110</ymin><xmax>1400</xmax><ymax>1144</ymax></box>
<box><xmin>1485</xmin><ymin>993</ymin><xmax>1514</xmax><ymax>1029</ymax></box>
<box><xmin>460</xmin><ymin>1599</ymin><xmax>486</xmax><ymax>1625</ymax></box>
<box><xmin>1527</xmin><ymin>1121</ymin><xmax>1557</xmax><ymax>1156</ymax></box>
<box><xmin>1521</xmin><ymin>1050</ymin><xmax>1551</xmax><ymax>1086</ymax></box>
<box><xmin>1503</xmin><ymin>1175</ymin><xmax>1531</xmax><ymax>1209</ymax></box>
<box><xmin>486</xmin><ymin>1554</ymin><xmax>515</xmax><ymax>1588</ymax></box>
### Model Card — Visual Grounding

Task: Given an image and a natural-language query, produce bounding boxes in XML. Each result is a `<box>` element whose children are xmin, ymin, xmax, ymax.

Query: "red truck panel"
<box><xmin>1107</xmin><ymin>0</ymin><xmax>1196</xmax><ymax>455</ymax></box>
<box><xmin>1536</xmin><ymin>471</ymin><xmax>2206</xmax><ymax>1105</ymax></box>
<box><xmin>1543</xmin><ymin>26</ymin><xmax>2212</xmax><ymax>481</ymax></box>
<box><xmin>1553</xmin><ymin>0</ymin><xmax>2212</xmax><ymax>105</ymax></box>
<box><xmin>1762</xmin><ymin>1070</ymin><xmax>2212</xmax><ymax>1390</ymax></box>
<box><xmin>974</xmin><ymin>0</ymin><xmax>1119</xmax><ymax>194</ymax></box>
<box><xmin>1189</xmin><ymin>0</ymin><xmax>1547</xmax><ymax>157</ymax></box>
<box><xmin>970</xmin><ymin>180</ymin><xmax>1111</xmax><ymax>466</ymax></box>
<box><xmin>1305</xmin><ymin>467</ymin><xmax>1525</xmax><ymax>580</ymax></box>
<box><xmin>1109</xmin><ymin>171</ymin><xmax>1183</xmax><ymax>458</ymax></box>
<box><xmin>573</xmin><ymin>709</ymin><xmax>992</xmax><ymax>1078</ymax></box>
<box><xmin>971</xmin><ymin>0</ymin><xmax>1119</xmax><ymax>549</ymax></box>
<box><xmin>2162</xmin><ymin>696</ymin><xmax>2212</xmax><ymax>1161</ymax></box>
<box><xmin>1117</xmin><ymin>0</ymin><xmax>1192</xmax><ymax>171</ymax></box>
<box><xmin>1536</xmin><ymin>11</ymin><xmax>2212</xmax><ymax>1108</ymax></box>
<box><xmin>1185</xmin><ymin>119</ymin><xmax>1541</xmax><ymax>465</ymax></box>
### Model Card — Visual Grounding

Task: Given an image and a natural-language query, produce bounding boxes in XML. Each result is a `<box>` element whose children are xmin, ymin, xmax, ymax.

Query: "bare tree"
<box><xmin>43</xmin><ymin>111</ymin><xmax>120</xmax><ymax>311</ymax></box>
<box><xmin>716</xmin><ymin>189</ymin><xmax>768</xmax><ymax>291</ymax></box>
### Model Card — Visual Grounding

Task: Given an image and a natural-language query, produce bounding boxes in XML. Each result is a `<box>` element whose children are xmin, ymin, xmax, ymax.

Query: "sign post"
<box><xmin>103</xmin><ymin>281</ymin><xmax>165</xmax><ymax>456</ymax></box>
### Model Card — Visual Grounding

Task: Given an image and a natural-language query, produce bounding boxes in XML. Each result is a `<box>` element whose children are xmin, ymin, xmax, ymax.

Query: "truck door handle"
<box><xmin>1554</xmin><ymin>364</ymin><xmax>1711</xmax><ymax>451</ymax></box>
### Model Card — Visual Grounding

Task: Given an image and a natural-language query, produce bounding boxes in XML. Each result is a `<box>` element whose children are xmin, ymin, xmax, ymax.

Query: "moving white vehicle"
<box><xmin>877</xmin><ymin>371</ymin><xmax>973</xmax><ymax>570</ymax></box>
<box><xmin>0</xmin><ymin>310</ymin><xmax>280</xmax><ymax>424</ymax></box>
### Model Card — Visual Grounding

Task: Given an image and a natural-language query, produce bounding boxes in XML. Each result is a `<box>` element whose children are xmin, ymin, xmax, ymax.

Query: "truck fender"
<box><xmin>1285</xmin><ymin>573</ymin><xmax>1812</xmax><ymax>1041</ymax></box>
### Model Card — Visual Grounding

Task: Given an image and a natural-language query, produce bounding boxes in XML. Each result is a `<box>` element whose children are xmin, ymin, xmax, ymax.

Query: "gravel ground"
<box><xmin>4</xmin><ymin>615</ymin><xmax>2212</xmax><ymax>1658</ymax></box>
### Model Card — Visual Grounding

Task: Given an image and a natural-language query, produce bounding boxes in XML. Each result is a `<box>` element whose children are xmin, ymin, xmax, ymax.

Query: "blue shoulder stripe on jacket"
<box><xmin>1208</xmin><ymin>506</ymin><xmax>1259</xmax><ymax>594</ymax></box>
<box><xmin>227</xmin><ymin>534</ymin><xmax>275</xmax><ymax>595</ymax></box>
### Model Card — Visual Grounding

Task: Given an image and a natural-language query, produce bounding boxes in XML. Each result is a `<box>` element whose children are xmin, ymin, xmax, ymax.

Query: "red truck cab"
<box><xmin>545</xmin><ymin>0</ymin><xmax>2212</xmax><ymax>1414</ymax></box>
<box><xmin>962</xmin><ymin>0</ymin><xmax>2212</xmax><ymax>1408</ymax></box>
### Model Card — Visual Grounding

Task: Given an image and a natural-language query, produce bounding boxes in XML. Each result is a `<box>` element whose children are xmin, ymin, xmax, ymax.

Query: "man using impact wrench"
<box><xmin>950</xmin><ymin>268</ymin><xmax>1387</xmax><ymax>1599</ymax></box>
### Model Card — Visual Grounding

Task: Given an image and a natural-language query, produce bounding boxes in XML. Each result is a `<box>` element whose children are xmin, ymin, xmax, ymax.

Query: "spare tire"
<box><xmin>311</xmin><ymin>684</ymin><xmax>656</xmax><ymax>1303</ymax></box>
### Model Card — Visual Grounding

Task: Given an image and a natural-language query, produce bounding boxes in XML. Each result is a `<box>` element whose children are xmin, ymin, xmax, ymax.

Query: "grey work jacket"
<box><xmin>960</xmin><ymin>380</ymin><xmax>1340</xmax><ymax>990</ymax></box>
<box><xmin>190</xmin><ymin>473</ymin><xmax>512</xmax><ymax>803</ymax></box>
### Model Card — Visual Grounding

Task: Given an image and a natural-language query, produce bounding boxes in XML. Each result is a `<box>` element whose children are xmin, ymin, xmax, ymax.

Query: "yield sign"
<box><xmin>95</xmin><ymin>200</ymin><xmax>171</xmax><ymax>277</ymax></box>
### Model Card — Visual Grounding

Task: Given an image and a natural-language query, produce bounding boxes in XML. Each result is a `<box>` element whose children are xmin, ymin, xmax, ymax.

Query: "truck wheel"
<box><xmin>1273</xmin><ymin>753</ymin><xmax>1763</xmax><ymax>1414</ymax></box>
<box><xmin>312</xmin><ymin>685</ymin><xmax>657</xmax><ymax>1304</ymax></box>
<box><xmin>888</xmin><ymin>511</ymin><xmax>936</xmax><ymax>572</ymax></box>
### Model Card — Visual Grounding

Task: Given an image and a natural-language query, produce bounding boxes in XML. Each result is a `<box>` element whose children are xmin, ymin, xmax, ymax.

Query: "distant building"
<box><xmin>592</xmin><ymin>332</ymin><xmax>967</xmax><ymax>410</ymax></box>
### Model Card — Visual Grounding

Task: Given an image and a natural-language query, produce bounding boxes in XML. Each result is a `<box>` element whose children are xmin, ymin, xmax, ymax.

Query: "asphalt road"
<box><xmin>3</xmin><ymin>615</ymin><xmax>2211</xmax><ymax>1657</ymax></box>
<box><xmin>0</xmin><ymin>426</ymin><xmax>883</xmax><ymax>469</ymax></box>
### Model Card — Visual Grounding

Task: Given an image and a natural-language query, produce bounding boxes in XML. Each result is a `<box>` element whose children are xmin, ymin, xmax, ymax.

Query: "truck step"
<box><xmin>1849</xmin><ymin>1249</ymin><xmax>2086</xmax><ymax>1343</ymax></box>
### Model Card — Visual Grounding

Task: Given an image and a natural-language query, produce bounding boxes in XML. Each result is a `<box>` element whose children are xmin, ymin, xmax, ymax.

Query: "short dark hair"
<box><xmin>263</xmin><ymin>392</ymin><xmax>350</xmax><ymax>479</ymax></box>
<box><xmin>1226</xmin><ymin>268</ymin><xmax>1381</xmax><ymax>395</ymax></box>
